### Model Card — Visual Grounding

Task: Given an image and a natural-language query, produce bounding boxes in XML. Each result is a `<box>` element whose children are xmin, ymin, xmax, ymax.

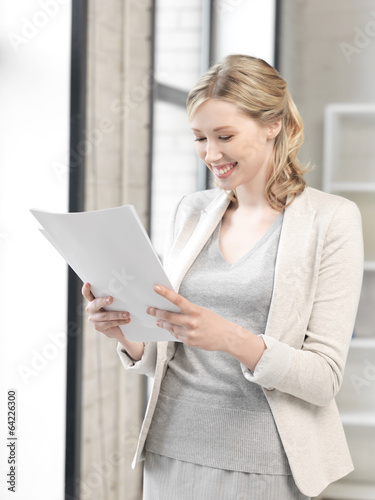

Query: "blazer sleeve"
<box><xmin>117</xmin><ymin>341</ymin><xmax>157</xmax><ymax>377</ymax></box>
<box><xmin>241</xmin><ymin>200</ymin><xmax>364</xmax><ymax>406</ymax></box>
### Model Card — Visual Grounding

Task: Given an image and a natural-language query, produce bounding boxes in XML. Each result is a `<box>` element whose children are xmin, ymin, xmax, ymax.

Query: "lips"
<box><xmin>212</xmin><ymin>162</ymin><xmax>237</xmax><ymax>178</ymax></box>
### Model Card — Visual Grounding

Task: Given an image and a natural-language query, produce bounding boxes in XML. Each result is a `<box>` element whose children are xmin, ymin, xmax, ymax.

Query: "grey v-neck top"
<box><xmin>146</xmin><ymin>212</ymin><xmax>291</xmax><ymax>475</ymax></box>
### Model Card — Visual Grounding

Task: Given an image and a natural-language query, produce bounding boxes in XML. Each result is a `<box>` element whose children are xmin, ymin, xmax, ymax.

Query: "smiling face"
<box><xmin>190</xmin><ymin>99</ymin><xmax>281</xmax><ymax>197</ymax></box>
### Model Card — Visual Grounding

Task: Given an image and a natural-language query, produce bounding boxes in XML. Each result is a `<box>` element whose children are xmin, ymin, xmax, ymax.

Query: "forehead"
<box><xmin>190</xmin><ymin>99</ymin><xmax>251</xmax><ymax>130</ymax></box>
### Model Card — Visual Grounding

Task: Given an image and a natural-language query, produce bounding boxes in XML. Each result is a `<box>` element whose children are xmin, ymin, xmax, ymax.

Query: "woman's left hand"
<box><xmin>146</xmin><ymin>284</ymin><xmax>233</xmax><ymax>352</ymax></box>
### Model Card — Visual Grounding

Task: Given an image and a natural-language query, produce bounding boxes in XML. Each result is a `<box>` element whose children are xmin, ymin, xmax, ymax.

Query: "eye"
<box><xmin>194</xmin><ymin>137</ymin><xmax>206</xmax><ymax>142</ymax></box>
<box><xmin>219</xmin><ymin>135</ymin><xmax>233</xmax><ymax>141</ymax></box>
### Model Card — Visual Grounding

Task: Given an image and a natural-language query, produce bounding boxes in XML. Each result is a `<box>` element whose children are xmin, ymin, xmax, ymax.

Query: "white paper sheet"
<box><xmin>30</xmin><ymin>205</ymin><xmax>180</xmax><ymax>342</ymax></box>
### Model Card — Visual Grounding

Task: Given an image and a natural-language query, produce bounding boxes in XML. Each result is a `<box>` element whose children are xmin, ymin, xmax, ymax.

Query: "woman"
<box><xmin>83</xmin><ymin>55</ymin><xmax>364</xmax><ymax>499</ymax></box>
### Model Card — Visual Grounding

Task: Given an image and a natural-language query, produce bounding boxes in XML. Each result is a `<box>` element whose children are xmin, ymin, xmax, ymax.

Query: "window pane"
<box><xmin>151</xmin><ymin>101</ymin><xmax>199</xmax><ymax>257</ymax></box>
<box><xmin>154</xmin><ymin>0</ymin><xmax>203</xmax><ymax>91</ymax></box>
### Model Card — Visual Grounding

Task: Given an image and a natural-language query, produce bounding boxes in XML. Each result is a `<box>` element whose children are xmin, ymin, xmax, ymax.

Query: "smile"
<box><xmin>212</xmin><ymin>162</ymin><xmax>237</xmax><ymax>177</ymax></box>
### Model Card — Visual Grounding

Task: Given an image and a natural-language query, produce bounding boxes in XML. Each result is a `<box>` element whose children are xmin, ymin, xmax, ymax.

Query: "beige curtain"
<box><xmin>80</xmin><ymin>1</ymin><xmax>153</xmax><ymax>499</ymax></box>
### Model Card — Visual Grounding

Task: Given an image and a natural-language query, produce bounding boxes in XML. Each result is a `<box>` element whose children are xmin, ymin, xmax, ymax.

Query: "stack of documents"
<box><xmin>30</xmin><ymin>205</ymin><xmax>179</xmax><ymax>342</ymax></box>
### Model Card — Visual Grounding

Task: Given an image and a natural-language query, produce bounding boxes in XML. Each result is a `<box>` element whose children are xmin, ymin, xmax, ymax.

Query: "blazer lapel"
<box><xmin>265</xmin><ymin>188</ymin><xmax>315</xmax><ymax>341</ymax></box>
<box><xmin>169</xmin><ymin>191</ymin><xmax>231</xmax><ymax>291</ymax></box>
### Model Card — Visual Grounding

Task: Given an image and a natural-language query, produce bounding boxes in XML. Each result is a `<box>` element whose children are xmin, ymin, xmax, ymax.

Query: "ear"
<box><xmin>267</xmin><ymin>119</ymin><xmax>282</xmax><ymax>139</ymax></box>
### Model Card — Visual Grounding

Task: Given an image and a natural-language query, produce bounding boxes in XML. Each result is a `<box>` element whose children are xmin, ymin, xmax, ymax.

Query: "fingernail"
<box><xmin>122</xmin><ymin>313</ymin><xmax>128</xmax><ymax>318</ymax></box>
<box><xmin>106</xmin><ymin>297</ymin><xmax>111</xmax><ymax>304</ymax></box>
<box><xmin>156</xmin><ymin>320</ymin><xmax>161</xmax><ymax>327</ymax></box>
<box><xmin>154</xmin><ymin>285</ymin><xmax>161</xmax><ymax>292</ymax></box>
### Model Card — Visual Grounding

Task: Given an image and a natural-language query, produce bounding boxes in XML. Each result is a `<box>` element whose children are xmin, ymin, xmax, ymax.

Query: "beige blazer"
<box><xmin>117</xmin><ymin>186</ymin><xmax>364</xmax><ymax>497</ymax></box>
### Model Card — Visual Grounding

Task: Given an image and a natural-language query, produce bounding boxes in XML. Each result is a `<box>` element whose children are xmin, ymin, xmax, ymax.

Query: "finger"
<box><xmin>154</xmin><ymin>285</ymin><xmax>188</xmax><ymax>311</ymax></box>
<box><xmin>156</xmin><ymin>320</ymin><xmax>188</xmax><ymax>345</ymax></box>
<box><xmin>147</xmin><ymin>306</ymin><xmax>184</xmax><ymax>326</ymax></box>
<box><xmin>86</xmin><ymin>295</ymin><xmax>113</xmax><ymax>313</ymax></box>
<box><xmin>92</xmin><ymin>318</ymin><xmax>131</xmax><ymax>331</ymax></box>
<box><xmin>89</xmin><ymin>310</ymin><xmax>130</xmax><ymax>322</ymax></box>
<box><xmin>156</xmin><ymin>319</ymin><xmax>180</xmax><ymax>337</ymax></box>
<box><xmin>82</xmin><ymin>282</ymin><xmax>95</xmax><ymax>301</ymax></box>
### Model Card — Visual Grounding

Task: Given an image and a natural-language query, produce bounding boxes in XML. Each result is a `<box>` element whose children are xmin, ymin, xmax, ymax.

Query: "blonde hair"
<box><xmin>186</xmin><ymin>54</ymin><xmax>308</xmax><ymax>210</ymax></box>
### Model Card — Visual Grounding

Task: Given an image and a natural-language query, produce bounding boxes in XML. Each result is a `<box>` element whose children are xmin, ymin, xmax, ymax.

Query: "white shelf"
<box><xmin>326</xmin><ymin>103</ymin><xmax>375</xmax><ymax>115</ymax></box>
<box><xmin>340</xmin><ymin>411</ymin><xmax>375</xmax><ymax>427</ymax></box>
<box><xmin>364</xmin><ymin>262</ymin><xmax>375</xmax><ymax>271</ymax></box>
<box><xmin>323</xmin><ymin>104</ymin><xmax>375</xmax><ymax>193</ymax></box>
<box><xmin>350</xmin><ymin>337</ymin><xmax>375</xmax><ymax>348</ymax></box>
<box><xmin>319</xmin><ymin>481</ymin><xmax>375</xmax><ymax>500</ymax></box>
<box><xmin>328</xmin><ymin>182</ymin><xmax>375</xmax><ymax>192</ymax></box>
<box><xmin>323</xmin><ymin>103</ymin><xmax>375</xmax><ymax>500</ymax></box>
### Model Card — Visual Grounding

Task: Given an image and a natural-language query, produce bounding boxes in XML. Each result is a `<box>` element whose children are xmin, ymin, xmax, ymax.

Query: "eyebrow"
<box><xmin>191</xmin><ymin>126</ymin><xmax>237</xmax><ymax>133</ymax></box>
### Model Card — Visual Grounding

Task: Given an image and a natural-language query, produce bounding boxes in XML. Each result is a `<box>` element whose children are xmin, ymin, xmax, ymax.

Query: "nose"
<box><xmin>204</xmin><ymin>140</ymin><xmax>223</xmax><ymax>164</ymax></box>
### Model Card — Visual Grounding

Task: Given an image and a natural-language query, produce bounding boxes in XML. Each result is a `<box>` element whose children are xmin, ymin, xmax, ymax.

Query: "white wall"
<box><xmin>0</xmin><ymin>1</ymin><xmax>71</xmax><ymax>498</ymax></box>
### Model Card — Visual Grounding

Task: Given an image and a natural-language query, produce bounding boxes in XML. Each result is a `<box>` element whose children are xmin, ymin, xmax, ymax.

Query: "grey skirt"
<box><xmin>143</xmin><ymin>451</ymin><xmax>310</xmax><ymax>500</ymax></box>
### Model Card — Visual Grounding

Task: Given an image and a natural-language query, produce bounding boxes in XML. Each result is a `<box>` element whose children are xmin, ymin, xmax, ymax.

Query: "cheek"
<box><xmin>237</xmin><ymin>138</ymin><xmax>257</xmax><ymax>155</ymax></box>
<box><xmin>240</xmin><ymin>134</ymin><xmax>267</xmax><ymax>155</ymax></box>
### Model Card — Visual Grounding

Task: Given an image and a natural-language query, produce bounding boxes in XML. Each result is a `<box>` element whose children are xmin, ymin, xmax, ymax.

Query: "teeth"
<box><xmin>215</xmin><ymin>163</ymin><xmax>236</xmax><ymax>175</ymax></box>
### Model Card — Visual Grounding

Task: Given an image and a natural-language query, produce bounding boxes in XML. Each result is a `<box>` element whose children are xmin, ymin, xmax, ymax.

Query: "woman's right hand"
<box><xmin>82</xmin><ymin>282</ymin><xmax>144</xmax><ymax>361</ymax></box>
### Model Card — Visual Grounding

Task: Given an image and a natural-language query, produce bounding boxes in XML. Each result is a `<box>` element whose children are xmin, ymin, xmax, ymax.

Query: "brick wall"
<box><xmin>150</xmin><ymin>0</ymin><xmax>203</xmax><ymax>257</ymax></box>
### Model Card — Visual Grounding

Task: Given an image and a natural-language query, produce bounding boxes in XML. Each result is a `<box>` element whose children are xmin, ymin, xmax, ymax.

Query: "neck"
<box><xmin>233</xmin><ymin>184</ymin><xmax>270</xmax><ymax>211</ymax></box>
